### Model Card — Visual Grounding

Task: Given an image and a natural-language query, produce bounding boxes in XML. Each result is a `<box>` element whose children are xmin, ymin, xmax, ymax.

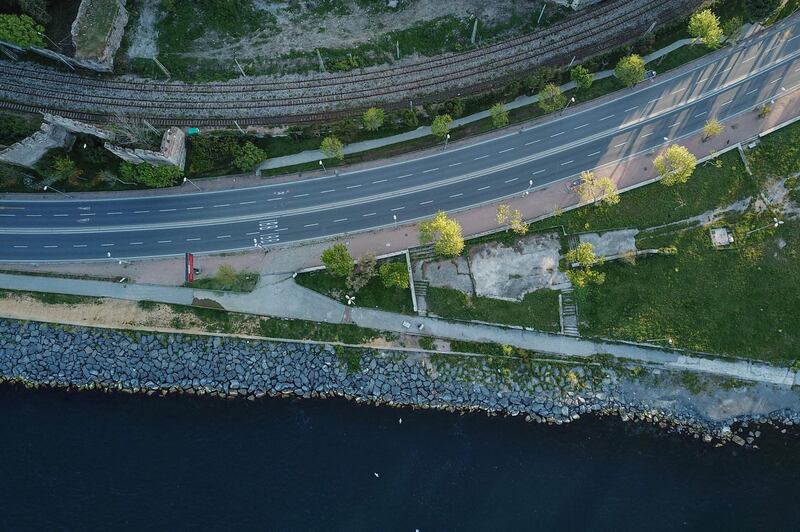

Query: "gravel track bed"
<box><xmin>0</xmin><ymin>0</ymin><xmax>701</xmax><ymax>123</ymax></box>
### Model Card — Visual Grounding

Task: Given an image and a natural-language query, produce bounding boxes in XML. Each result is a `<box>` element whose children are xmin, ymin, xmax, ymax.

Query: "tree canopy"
<box><xmin>538</xmin><ymin>83</ymin><xmax>566</xmax><ymax>113</ymax></box>
<box><xmin>418</xmin><ymin>211</ymin><xmax>464</xmax><ymax>257</ymax></box>
<box><xmin>570</xmin><ymin>65</ymin><xmax>594</xmax><ymax>90</ymax></box>
<box><xmin>321</xmin><ymin>243</ymin><xmax>354</xmax><ymax>277</ymax></box>
<box><xmin>490</xmin><ymin>103</ymin><xmax>509</xmax><ymax>128</ymax></box>
<box><xmin>379</xmin><ymin>262</ymin><xmax>409</xmax><ymax>289</ymax></box>
<box><xmin>320</xmin><ymin>136</ymin><xmax>344</xmax><ymax>160</ymax></box>
<box><xmin>654</xmin><ymin>144</ymin><xmax>697</xmax><ymax>186</ymax></box>
<box><xmin>431</xmin><ymin>114</ymin><xmax>453</xmax><ymax>139</ymax></box>
<box><xmin>362</xmin><ymin>107</ymin><xmax>385</xmax><ymax>131</ymax></box>
<box><xmin>688</xmin><ymin>9</ymin><xmax>723</xmax><ymax>48</ymax></box>
<box><xmin>615</xmin><ymin>54</ymin><xmax>646</xmax><ymax>87</ymax></box>
<box><xmin>565</xmin><ymin>242</ymin><xmax>606</xmax><ymax>288</ymax></box>
<box><xmin>576</xmin><ymin>170</ymin><xmax>620</xmax><ymax>206</ymax></box>
<box><xmin>120</xmin><ymin>162</ymin><xmax>183</xmax><ymax>188</ymax></box>
<box><xmin>0</xmin><ymin>14</ymin><xmax>44</xmax><ymax>48</ymax></box>
<box><xmin>233</xmin><ymin>141</ymin><xmax>266</xmax><ymax>172</ymax></box>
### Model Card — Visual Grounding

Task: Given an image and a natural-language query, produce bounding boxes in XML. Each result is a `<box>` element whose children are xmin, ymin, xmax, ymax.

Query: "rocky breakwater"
<box><xmin>1</xmin><ymin>319</ymin><xmax>798</xmax><ymax>447</ymax></box>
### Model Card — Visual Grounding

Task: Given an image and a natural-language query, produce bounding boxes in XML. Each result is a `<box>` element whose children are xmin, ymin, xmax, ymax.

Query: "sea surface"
<box><xmin>0</xmin><ymin>384</ymin><xmax>797</xmax><ymax>531</ymax></box>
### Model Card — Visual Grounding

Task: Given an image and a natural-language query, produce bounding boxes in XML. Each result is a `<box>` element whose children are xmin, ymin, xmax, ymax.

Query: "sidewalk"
<box><xmin>0</xmin><ymin>271</ymin><xmax>796</xmax><ymax>387</ymax></box>
<box><xmin>255</xmin><ymin>36</ymin><xmax>707</xmax><ymax>173</ymax></box>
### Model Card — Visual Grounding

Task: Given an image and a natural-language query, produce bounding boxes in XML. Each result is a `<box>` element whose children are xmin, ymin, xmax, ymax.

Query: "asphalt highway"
<box><xmin>3</xmin><ymin>17</ymin><xmax>800</xmax><ymax>262</ymax></box>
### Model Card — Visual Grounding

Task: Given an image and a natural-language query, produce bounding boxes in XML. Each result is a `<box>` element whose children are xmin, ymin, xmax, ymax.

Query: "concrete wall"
<box><xmin>104</xmin><ymin>127</ymin><xmax>186</xmax><ymax>170</ymax></box>
<box><xmin>0</xmin><ymin>123</ymin><xmax>73</xmax><ymax>168</ymax></box>
<box><xmin>44</xmin><ymin>113</ymin><xmax>114</xmax><ymax>140</ymax></box>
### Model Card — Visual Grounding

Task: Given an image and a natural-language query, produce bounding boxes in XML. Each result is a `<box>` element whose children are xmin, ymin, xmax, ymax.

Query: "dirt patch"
<box><xmin>422</xmin><ymin>256</ymin><xmax>474</xmax><ymax>293</ymax></box>
<box><xmin>468</xmin><ymin>232</ymin><xmax>568</xmax><ymax>300</ymax></box>
<box><xmin>579</xmin><ymin>229</ymin><xmax>638</xmax><ymax>257</ymax></box>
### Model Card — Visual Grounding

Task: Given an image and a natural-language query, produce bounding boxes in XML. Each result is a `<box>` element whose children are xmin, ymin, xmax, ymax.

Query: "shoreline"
<box><xmin>2</xmin><ymin>318</ymin><xmax>798</xmax><ymax>448</ymax></box>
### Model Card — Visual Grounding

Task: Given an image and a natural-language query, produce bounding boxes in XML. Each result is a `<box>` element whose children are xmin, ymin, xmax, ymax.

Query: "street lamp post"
<box><xmin>43</xmin><ymin>185</ymin><xmax>71</xmax><ymax>198</ymax></box>
<box><xmin>393</xmin><ymin>214</ymin><xmax>397</xmax><ymax>228</ymax></box>
<box><xmin>319</xmin><ymin>160</ymin><xmax>327</xmax><ymax>173</ymax></box>
<box><xmin>523</xmin><ymin>179</ymin><xmax>533</xmax><ymax>197</ymax></box>
<box><xmin>561</xmin><ymin>96</ymin><xmax>576</xmax><ymax>116</ymax></box>
<box><xmin>183</xmin><ymin>177</ymin><xmax>201</xmax><ymax>191</ymax></box>
<box><xmin>444</xmin><ymin>134</ymin><xmax>450</xmax><ymax>149</ymax></box>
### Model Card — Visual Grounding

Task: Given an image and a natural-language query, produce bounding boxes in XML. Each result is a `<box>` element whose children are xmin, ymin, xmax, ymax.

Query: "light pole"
<box><xmin>37</xmin><ymin>31</ymin><xmax>61</xmax><ymax>51</ymax></box>
<box><xmin>392</xmin><ymin>214</ymin><xmax>397</xmax><ymax>228</ymax></box>
<box><xmin>561</xmin><ymin>96</ymin><xmax>576</xmax><ymax>116</ymax></box>
<box><xmin>746</xmin><ymin>217</ymin><xmax>784</xmax><ymax>236</ymax></box>
<box><xmin>444</xmin><ymin>133</ymin><xmax>450</xmax><ymax>149</ymax></box>
<box><xmin>43</xmin><ymin>185</ymin><xmax>71</xmax><ymax>198</ymax></box>
<box><xmin>183</xmin><ymin>177</ymin><xmax>201</xmax><ymax>191</ymax></box>
<box><xmin>523</xmin><ymin>179</ymin><xmax>533</xmax><ymax>197</ymax></box>
<box><xmin>319</xmin><ymin>160</ymin><xmax>327</xmax><ymax>173</ymax></box>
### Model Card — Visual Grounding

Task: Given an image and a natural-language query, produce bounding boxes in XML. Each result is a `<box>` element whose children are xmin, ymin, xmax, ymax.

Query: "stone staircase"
<box><xmin>560</xmin><ymin>288</ymin><xmax>579</xmax><ymax>336</ymax></box>
<box><xmin>409</xmin><ymin>244</ymin><xmax>435</xmax><ymax>261</ymax></box>
<box><xmin>566</xmin><ymin>234</ymin><xmax>580</xmax><ymax>251</ymax></box>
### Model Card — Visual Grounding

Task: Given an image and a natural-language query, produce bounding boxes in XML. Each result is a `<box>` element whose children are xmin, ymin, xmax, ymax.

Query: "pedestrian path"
<box><xmin>0</xmin><ymin>271</ymin><xmax>796</xmax><ymax>387</ymax></box>
<box><xmin>256</xmin><ymin>37</ymin><xmax>697</xmax><ymax>173</ymax></box>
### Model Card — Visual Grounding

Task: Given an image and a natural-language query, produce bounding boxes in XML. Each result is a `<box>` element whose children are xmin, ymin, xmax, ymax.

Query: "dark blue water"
<box><xmin>0</xmin><ymin>385</ymin><xmax>798</xmax><ymax>531</ymax></box>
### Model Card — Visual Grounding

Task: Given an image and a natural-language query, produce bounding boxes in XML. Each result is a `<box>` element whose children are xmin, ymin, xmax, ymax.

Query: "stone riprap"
<box><xmin>1</xmin><ymin>318</ymin><xmax>798</xmax><ymax>447</ymax></box>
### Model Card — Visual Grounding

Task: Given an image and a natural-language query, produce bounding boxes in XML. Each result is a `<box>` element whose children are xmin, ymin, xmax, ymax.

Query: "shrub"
<box><xmin>443</xmin><ymin>97</ymin><xmax>465</xmax><ymax>118</ymax></box>
<box><xmin>47</xmin><ymin>156</ymin><xmax>81</xmax><ymax>181</ymax></box>
<box><xmin>571</xmin><ymin>65</ymin><xmax>594</xmax><ymax>90</ymax></box>
<box><xmin>187</xmin><ymin>135</ymin><xmax>239</xmax><ymax>174</ymax></box>
<box><xmin>346</xmin><ymin>252</ymin><xmax>377</xmax><ymax>292</ymax></box>
<box><xmin>538</xmin><ymin>83</ymin><xmax>566</xmax><ymax>113</ymax></box>
<box><xmin>379</xmin><ymin>262</ymin><xmax>409</xmax><ymax>289</ymax></box>
<box><xmin>120</xmin><ymin>162</ymin><xmax>183</xmax><ymax>188</ymax></box>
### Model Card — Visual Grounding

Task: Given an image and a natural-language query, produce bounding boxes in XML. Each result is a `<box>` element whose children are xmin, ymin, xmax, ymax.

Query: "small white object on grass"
<box><xmin>374</xmin><ymin>472</ymin><xmax>380</xmax><ymax>478</ymax></box>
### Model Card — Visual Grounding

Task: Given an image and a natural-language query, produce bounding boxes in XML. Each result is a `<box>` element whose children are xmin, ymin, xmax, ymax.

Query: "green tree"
<box><xmin>702</xmin><ymin>117</ymin><xmax>724</xmax><ymax>141</ymax></box>
<box><xmin>722</xmin><ymin>16</ymin><xmax>743</xmax><ymax>42</ymax></box>
<box><xmin>215</xmin><ymin>263</ymin><xmax>237</xmax><ymax>288</ymax></box>
<box><xmin>538</xmin><ymin>83</ymin><xmax>566</xmax><ymax>113</ymax></box>
<box><xmin>431</xmin><ymin>114</ymin><xmax>453</xmax><ymax>139</ymax></box>
<box><xmin>489</xmin><ymin>103</ymin><xmax>509</xmax><ymax>128</ymax></box>
<box><xmin>0</xmin><ymin>14</ymin><xmax>44</xmax><ymax>48</ymax></box>
<box><xmin>615</xmin><ymin>54</ymin><xmax>646</xmax><ymax>87</ymax></box>
<box><xmin>119</xmin><ymin>162</ymin><xmax>183</xmax><ymax>188</ymax></box>
<box><xmin>48</xmin><ymin>156</ymin><xmax>81</xmax><ymax>181</ymax></box>
<box><xmin>575</xmin><ymin>170</ymin><xmax>619</xmax><ymax>206</ymax></box>
<box><xmin>443</xmin><ymin>98</ymin><xmax>465</xmax><ymax>118</ymax></box>
<box><xmin>654</xmin><ymin>144</ymin><xmax>697</xmax><ymax>186</ymax></box>
<box><xmin>346</xmin><ymin>252</ymin><xmax>377</xmax><ymax>292</ymax></box>
<box><xmin>565</xmin><ymin>242</ymin><xmax>606</xmax><ymax>288</ymax></box>
<box><xmin>379</xmin><ymin>262</ymin><xmax>409</xmax><ymax>289</ymax></box>
<box><xmin>233</xmin><ymin>141</ymin><xmax>266</xmax><ymax>171</ymax></box>
<box><xmin>688</xmin><ymin>9</ymin><xmax>723</xmax><ymax>48</ymax></box>
<box><xmin>320</xmin><ymin>135</ymin><xmax>344</xmax><ymax>160</ymax></box>
<box><xmin>320</xmin><ymin>243</ymin><xmax>353</xmax><ymax>277</ymax></box>
<box><xmin>418</xmin><ymin>211</ymin><xmax>464</xmax><ymax>257</ymax></box>
<box><xmin>570</xmin><ymin>65</ymin><xmax>594</xmax><ymax>91</ymax></box>
<box><xmin>495</xmin><ymin>204</ymin><xmax>528</xmax><ymax>234</ymax></box>
<box><xmin>400</xmin><ymin>108</ymin><xmax>418</xmax><ymax>128</ymax></box>
<box><xmin>362</xmin><ymin>107</ymin><xmax>385</xmax><ymax>131</ymax></box>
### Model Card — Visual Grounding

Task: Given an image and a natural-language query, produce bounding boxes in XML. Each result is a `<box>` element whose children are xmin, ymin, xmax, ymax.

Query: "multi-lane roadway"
<box><xmin>3</xmin><ymin>16</ymin><xmax>800</xmax><ymax>262</ymax></box>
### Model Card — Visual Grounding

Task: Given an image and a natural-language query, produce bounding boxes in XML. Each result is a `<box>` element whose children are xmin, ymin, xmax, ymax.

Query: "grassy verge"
<box><xmin>259</xmin><ymin>316</ymin><xmax>383</xmax><ymax>344</ymax></box>
<box><xmin>295</xmin><ymin>259</ymin><xmax>413</xmax><ymax>314</ymax></box>
<box><xmin>535</xmin><ymin>150</ymin><xmax>757</xmax><ymax>233</ymax></box>
<box><xmin>0</xmin><ymin>289</ymin><xmax>101</xmax><ymax>306</ymax></box>
<box><xmin>183</xmin><ymin>272</ymin><xmax>260</xmax><ymax>293</ymax></box>
<box><xmin>427</xmin><ymin>286</ymin><xmax>561</xmax><ymax>332</ymax></box>
<box><xmin>579</xmin><ymin>218</ymin><xmax>798</xmax><ymax>363</ymax></box>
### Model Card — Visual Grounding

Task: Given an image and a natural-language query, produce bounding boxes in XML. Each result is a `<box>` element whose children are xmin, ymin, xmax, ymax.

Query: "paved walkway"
<box><xmin>1</xmin><ymin>272</ymin><xmax>796</xmax><ymax>387</ymax></box>
<box><xmin>255</xmin><ymin>37</ymin><xmax>704</xmax><ymax>173</ymax></box>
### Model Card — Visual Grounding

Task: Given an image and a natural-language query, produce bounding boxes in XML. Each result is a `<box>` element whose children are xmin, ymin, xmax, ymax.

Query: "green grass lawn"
<box><xmin>259</xmin><ymin>317</ymin><xmax>381</xmax><ymax>344</ymax></box>
<box><xmin>532</xmin><ymin>151</ymin><xmax>758</xmax><ymax>234</ymax></box>
<box><xmin>295</xmin><ymin>261</ymin><xmax>414</xmax><ymax>314</ymax></box>
<box><xmin>579</xmin><ymin>220</ymin><xmax>799</xmax><ymax>363</ymax></box>
<box><xmin>426</xmin><ymin>286</ymin><xmax>561</xmax><ymax>332</ymax></box>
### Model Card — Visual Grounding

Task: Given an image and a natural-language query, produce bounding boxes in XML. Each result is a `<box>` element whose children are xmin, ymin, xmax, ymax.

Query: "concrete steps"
<box><xmin>560</xmin><ymin>288</ymin><xmax>579</xmax><ymax>336</ymax></box>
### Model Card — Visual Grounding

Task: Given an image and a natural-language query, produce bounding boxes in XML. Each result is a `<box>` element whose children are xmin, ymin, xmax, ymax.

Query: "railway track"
<box><xmin>0</xmin><ymin>0</ymin><xmax>702</xmax><ymax>125</ymax></box>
